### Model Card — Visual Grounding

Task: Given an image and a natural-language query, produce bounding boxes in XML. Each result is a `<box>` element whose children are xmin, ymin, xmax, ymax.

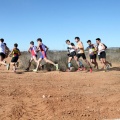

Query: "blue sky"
<box><xmin>0</xmin><ymin>0</ymin><xmax>120</xmax><ymax>51</ymax></box>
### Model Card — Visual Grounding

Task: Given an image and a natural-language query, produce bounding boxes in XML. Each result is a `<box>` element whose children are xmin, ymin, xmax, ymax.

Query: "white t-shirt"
<box><xmin>0</xmin><ymin>42</ymin><xmax>5</xmax><ymax>54</ymax></box>
<box><xmin>98</xmin><ymin>43</ymin><xmax>105</xmax><ymax>55</ymax></box>
<box><xmin>68</xmin><ymin>45</ymin><xmax>75</xmax><ymax>53</ymax></box>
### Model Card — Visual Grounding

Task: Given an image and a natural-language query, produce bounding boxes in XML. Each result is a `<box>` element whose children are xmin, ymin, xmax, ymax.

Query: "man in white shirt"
<box><xmin>66</xmin><ymin>40</ymin><xmax>76</xmax><ymax>71</ymax></box>
<box><xmin>96</xmin><ymin>38</ymin><xmax>112</xmax><ymax>71</ymax></box>
<box><xmin>0</xmin><ymin>38</ymin><xmax>10</xmax><ymax>70</ymax></box>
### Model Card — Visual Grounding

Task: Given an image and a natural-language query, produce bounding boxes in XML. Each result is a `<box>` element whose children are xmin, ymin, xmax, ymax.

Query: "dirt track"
<box><xmin>0</xmin><ymin>62</ymin><xmax>120</xmax><ymax>120</ymax></box>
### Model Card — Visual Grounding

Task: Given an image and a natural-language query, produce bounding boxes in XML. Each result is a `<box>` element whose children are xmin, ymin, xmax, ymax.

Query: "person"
<box><xmin>0</xmin><ymin>38</ymin><xmax>10</xmax><ymax>70</ymax></box>
<box><xmin>96</xmin><ymin>38</ymin><xmax>112</xmax><ymax>71</ymax></box>
<box><xmin>33</xmin><ymin>38</ymin><xmax>58</xmax><ymax>72</ymax></box>
<box><xmin>8</xmin><ymin>43</ymin><xmax>21</xmax><ymax>72</ymax></box>
<box><xmin>87</xmin><ymin>40</ymin><xmax>98</xmax><ymax>69</ymax></box>
<box><xmin>66</xmin><ymin>40</ymin><xmax>76</xmax><ymax>71</ymax></box>
<box><xmin>74</xmin><ymin>37</ymin><xmax>92</xmax><ymax>72</ymax></box>
<box><xmin>25</xmin><ymin>41</ymin><xmax>39</xmax><ymax>71</ymax></box>
<box><xmin>4</xmin><ymin>43</ymin><xmax>10</xmax><ymax>58</ymax></box>
<box><xmin>66</xmin><ymin>40</ymin><xmax>84</xmax><ymax>71</ymax></box>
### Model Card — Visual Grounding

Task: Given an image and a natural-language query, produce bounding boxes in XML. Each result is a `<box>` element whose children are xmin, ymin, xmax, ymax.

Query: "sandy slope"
<box><xmin>0</xmin><ymin>58</ymin><xmax>120</xmax><ymax>120</ymax></box>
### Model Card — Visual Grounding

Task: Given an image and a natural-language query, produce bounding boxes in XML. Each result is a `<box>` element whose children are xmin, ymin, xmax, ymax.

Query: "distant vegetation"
<box><xmin>19</xmin><ymin>48</ymin><xmax>120</xmax><ymax>72</ymax></box>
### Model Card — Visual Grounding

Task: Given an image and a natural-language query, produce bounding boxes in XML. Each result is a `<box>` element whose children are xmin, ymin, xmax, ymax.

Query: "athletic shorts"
<box><xmin>0</xmin><ymin>53</ymin><xmax>6</xmax><ymax>59</ymax></box>
<box><xmin>89</xmin><ymin>55</ymin><xmax>95</xmax><ymax>59</ymax></box>
<box><xmin>68</xmin><ymin>51</ymin><xmax>76</xmax><ymax>58</ymax></box>
<box><xmin>31</xmin><ymin>54</ymin><xmax>37</xmax><ymax>58</ymax></box>
<box><xmin>100</xmin><ymin>51</ymin><xmax>106</xmax><ymax>59</ymax></box>
<box><xmin>11</xmin><ymin>56</ymin><xmax>19</xmax><ymax>62</ymax></box>
<box><xmin>76</xmin><ymin>53</ymin><xmax>86</xmax><ymax>60</ymax></box>
<box><xmin>40</xmin><ymin>51</ymin><xmax>47</xmax><ymax>59</ymax></box>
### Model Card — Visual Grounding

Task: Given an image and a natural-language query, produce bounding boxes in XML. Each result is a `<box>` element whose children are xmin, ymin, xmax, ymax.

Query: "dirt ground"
<box><xmin>0</xmin><ymin>58</ymin><xmax>120</xmax><ymax>120</ymax></box>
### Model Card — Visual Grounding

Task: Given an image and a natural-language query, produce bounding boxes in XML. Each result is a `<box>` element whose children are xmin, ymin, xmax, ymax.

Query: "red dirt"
<box><xmin>0</xmin><ymin>58</ymin><xmax>120</xmax><ymax>120</ymax></box>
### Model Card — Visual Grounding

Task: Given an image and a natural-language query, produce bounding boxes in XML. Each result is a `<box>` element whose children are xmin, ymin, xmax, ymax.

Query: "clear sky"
<box><xmin>0</xmin><ymin>0</ymin><xmax>120</xmax><ymax>51</ymax></box>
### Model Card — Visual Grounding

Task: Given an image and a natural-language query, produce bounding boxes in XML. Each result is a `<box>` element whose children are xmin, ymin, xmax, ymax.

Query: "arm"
<box><xmin>8</xmin><ymin>49</ymin><xmax>14</xmax><ymax>57</ymax></box>
<box><xmin>45</xmin><ymin>45</ymin><xmax>49</xmax><ymax>52</ymax></box>
<box><xmin>76</xmin><ymin>42</ymin><xmax>84</xmax><ymax>50</ymax></box>
<box><xmin>18</xmin><ymin>49</ymin><xmax>21</xmax><ymax>56</ymax></box>
<box><xmin>28</xmin><ymin>47</ymin><xmax>31</xmax><ymax>53</ymax></box>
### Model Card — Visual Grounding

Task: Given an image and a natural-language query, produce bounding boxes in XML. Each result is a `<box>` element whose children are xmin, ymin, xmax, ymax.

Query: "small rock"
<box><xmin>48</xmin><ymin>95</ymin><xmax>52</xmax><ymax>98</ymax></box>
<box><xmin>42</xmin><ymin>95</ymin><xmax>46</xmax><ymax>98</ymax></box>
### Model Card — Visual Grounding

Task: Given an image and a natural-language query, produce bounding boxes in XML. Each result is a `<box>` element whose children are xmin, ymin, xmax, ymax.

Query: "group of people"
<box><xmin>0</xmin><ymin>37</ymin><xmax>111</xmax><ymax>73</ymax></box>
<box><xmin>0</xmin><ymin>38</ymin><xmax>58</xmax><ymax>72</ymax></box>
<box><xmin>66</xmin><ymin>37</ymin><xmax>112</xmax><ymax>72</ymax></box>
<box><xmin>0</xmin><ymin>38</ymin><xmax>20</xmax><ymax>72</ymax></box>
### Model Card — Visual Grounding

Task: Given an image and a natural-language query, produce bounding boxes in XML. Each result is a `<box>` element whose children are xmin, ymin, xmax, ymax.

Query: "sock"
<box><xmin>68</xmin><ymin>62</ymin><xmax>71</xmax><ymax>68</ymax></box>
<box><xmin>79</xmin><ymin>61</ymin><xmax>83</xmax><ymax>67</ymax></box>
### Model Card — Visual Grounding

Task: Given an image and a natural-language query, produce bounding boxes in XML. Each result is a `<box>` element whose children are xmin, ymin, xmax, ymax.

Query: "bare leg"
<box><xmin>84</xmin><ymin>59</ymin><xmax>92</xmax><ymax>68</ymax></box>
<box><xmin>26</xmin><ymin>58</ymin><xmax>33</xmax><ymax>70</ymax></box>
<box><xmin>74</xmin><ymin>56</ymin><xmax>80</xmax><ymax>68</ymax></box>
<box><xmin>44</xmin><ymin>58</ymin><xmax>56</xmax><ymax>66</ymax></box>
<box><xmin>11</xmin><ymin>62</ymin><xmax>16</xmax><ymax>72</ymax></box>
<box><xmin>67</xmin><ymin>57</ymin><xmax>72</xmax><ymax>69</ymax></box>
<box><xmin>94</xmin><ymin>58</ymin><xmax>99</xmax><ymax>69</ymax></box>
<box><xmin>36</xmin><ymin>58</ymin><xmax>42</xmax><ymax>71</ymax></box>
<box><xmin>0</xmin><ymin>56</ymin><xmax>10</xmax><ymax>70</ymax></box>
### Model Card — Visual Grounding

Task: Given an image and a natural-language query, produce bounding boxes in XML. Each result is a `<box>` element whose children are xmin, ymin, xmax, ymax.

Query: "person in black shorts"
<box><xmin>66</xmin><ymin>40</ymin><xmax>76</xmax><ymax>71</ymax></box>
<box><xmin>96</xmin><ymin>38</ymin><xmax>112</xmax><ymax>70</ymax></box>
<box><xmin>9</xmin><ymin>43</ymin><xmax>21</xmax><ymax>72</ymax></box>
<box><xmin>0</xmin><ymin>38</ymin><xmax>10</xmax><ymax>70</ymax></box>
<box><xmin>87</xmin><ymin>40</ymin><xmax>98</xmax><ymax>69</ymax></box>
<box><xmin>74</xmin><ymin>37</ymin><xmax>92</xmax><ymax>72</ymax></box>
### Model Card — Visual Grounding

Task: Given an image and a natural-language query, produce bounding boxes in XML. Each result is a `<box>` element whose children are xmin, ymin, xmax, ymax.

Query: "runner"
<box><xmin>8</xmin><ymin>43</ymin><xmax>21</xmax><ymax>72</ymax></box>
<box><xmin>4</xmin><ymin>43</ymin><xmax>10</xmax><ymax>58</ymax></box>
<box><xmin>66</xmin><ymin>40</ymin><xmax>84</xmax><ymax>71</ymax></box>
<box><xmin>33</xmin><ymin>38</ymin><xmax>58</xmax><ymax>72</ymax></box>
<box><xmin>74</xmin><ymin>37</ymin><xmax>92</xmax><ymax>72</ymax></box>
<box><xmin>66</xmin><ymin>40</ymin><xmax>76</xmax><ymax>71</ymax></box>
<box><xmin>0</xmin><ymin>38</ymin><xmax>10</xmax><ymax>70</ymax></box>
<box><xmin>26</xmin><ymin>41</ymin><xmax>39</xmax><ymax>71</ymax></box>
<box><xmin>96</xmin><ymin>38</ymin><xmax>112</xmax><ymax>71</ymax></box>
<box><xmin>87</xmin><ymin>40</ymin><xmax>98</xmax><ymax>69</ymax></box>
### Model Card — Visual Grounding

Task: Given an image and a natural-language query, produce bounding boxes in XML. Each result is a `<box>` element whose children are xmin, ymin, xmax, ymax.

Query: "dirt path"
<box><xmin>0</xmin><ymin>63</ymin><xmax>120</xmax><ymax>120</ymax></box>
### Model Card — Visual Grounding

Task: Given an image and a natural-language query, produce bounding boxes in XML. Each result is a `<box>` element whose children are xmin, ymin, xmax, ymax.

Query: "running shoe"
<box><xmin>55</xmin><ymin>64</ymin><xmax>59</xmax><ymax>70</ymax></box>
<box><xmin>82</xmin><ymin>67</ymin><xmax>86</xmax><ymax>71</ymax></box>
<box><xmin>90</xmin><ymin>68</ymin><xmax>92</xmax><ymax>73</ymax></box>
<box><xmin>25</xmin><ymin>68</ymin><xmax>29</xmax><ymax>71</ymax></box>
<box><xmin>76</xmin><ymin>68</ymin><xmax>83</xmax><ymax>72</ymax></box>
<box><xmin>33</xmin><ymin>69</ymin><xmax>38</xmax><ymax>72</ymax></box>
<box><xmin>66</xmin><ymin>69</ymin><xmax>71</xmax><ymax>72</ymax></box>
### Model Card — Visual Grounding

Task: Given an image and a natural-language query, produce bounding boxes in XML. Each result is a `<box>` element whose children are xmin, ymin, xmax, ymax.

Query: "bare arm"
<box><xmin>8</xmin><ymin>49</ymin><xmax>14</xmax><ymax>57</ymax></box>
<box><xmin>76</xmin><ymin>42</ymin><xmax>84</xmax><ymax>50</ymax></box>
<box><xmin>18</xmin><ymin>49</ymin><xmax>21</xmax><ymax>56</ymax></box>
<box><xmin>28</xmin><ymin>47</ymin><xmax>31</xmax><ymax>53</ymax></box>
